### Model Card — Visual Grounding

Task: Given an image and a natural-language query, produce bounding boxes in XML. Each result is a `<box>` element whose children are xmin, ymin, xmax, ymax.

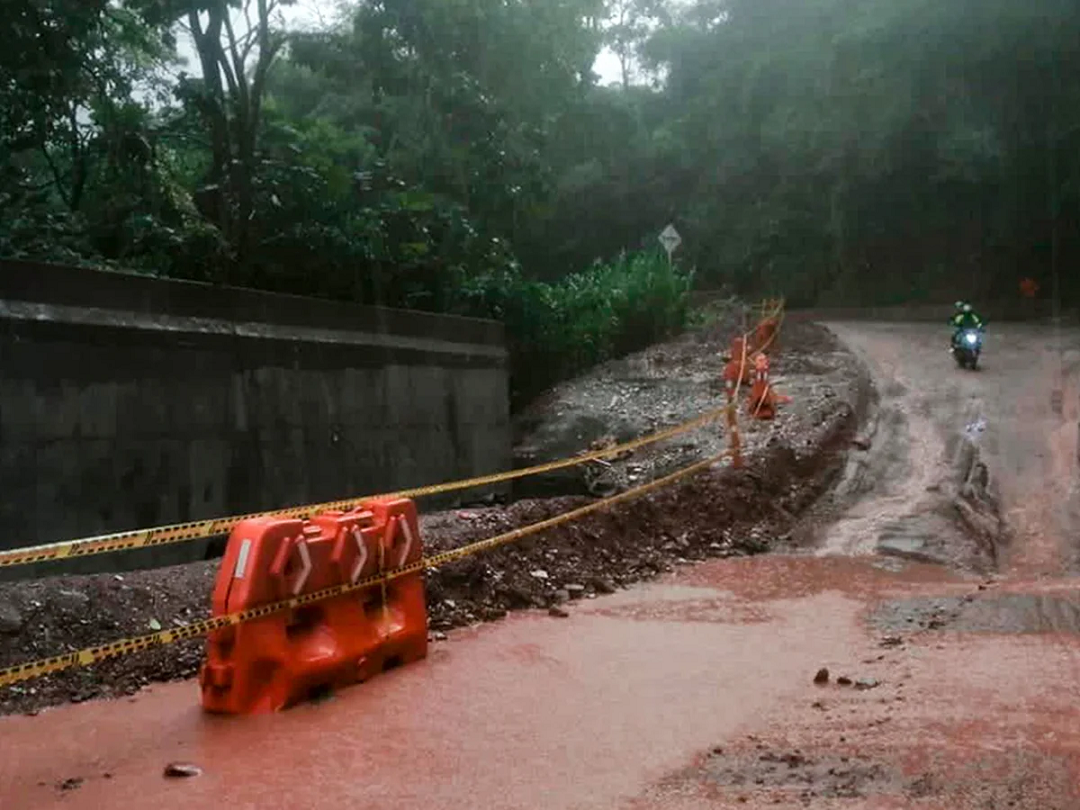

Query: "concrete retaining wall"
<box><xmin>0</xmin><ymin>260</ymin><xmax>510</xmax><ymax>577</ymax></box>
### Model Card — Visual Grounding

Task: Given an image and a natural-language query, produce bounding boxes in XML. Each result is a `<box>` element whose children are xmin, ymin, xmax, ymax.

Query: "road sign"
<box><xmin>658</xmin><ymin>224</ymin><xmax>682</xmax><ymax>261</ymax></box>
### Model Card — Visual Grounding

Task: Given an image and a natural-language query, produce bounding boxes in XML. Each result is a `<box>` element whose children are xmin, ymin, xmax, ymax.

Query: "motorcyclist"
<box><xmin>949</xmin><ymin>301</ymin><xmax>985</xmax><ymax>347</ymax></box>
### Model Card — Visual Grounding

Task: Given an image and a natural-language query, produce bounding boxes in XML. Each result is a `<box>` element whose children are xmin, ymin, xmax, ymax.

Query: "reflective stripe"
<box><xmin>234</xmin><ymin>539</ymin><xmax>252</xmax><ymax>579</ymax></box>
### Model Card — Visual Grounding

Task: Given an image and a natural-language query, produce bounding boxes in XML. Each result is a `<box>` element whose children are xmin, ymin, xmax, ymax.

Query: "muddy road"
<box><xmin>4</xmin><ymin>320</ymin><xmax>1080</xmax><ymax>810</ymax></box>
<box><xmin>818</xmin><ymin>322</ymin><xmax>1080</xmax><ymax>577</ymax></box>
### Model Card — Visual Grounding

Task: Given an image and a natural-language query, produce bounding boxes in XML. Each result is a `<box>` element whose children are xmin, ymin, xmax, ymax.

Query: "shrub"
<box><xmin>460</xmin><ymin>250</ymin><xmax>694</xmax><ymax>407</ymax></box>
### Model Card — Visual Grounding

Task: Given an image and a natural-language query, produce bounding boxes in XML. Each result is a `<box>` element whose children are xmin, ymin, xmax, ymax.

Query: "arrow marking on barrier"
<box><xmin>397</xmin><ymin>516</ymin><xmax>415</xmax><ymax>567</ymax></box>
<box><xmin>350</xmin><ymin>525</ymin><xmax>368</xmax><ymax>584</ymax></box>
<box><xmin>291</xmin><ymin>538</ymin><xmax>312</xmax><ymax>596</ymax></box>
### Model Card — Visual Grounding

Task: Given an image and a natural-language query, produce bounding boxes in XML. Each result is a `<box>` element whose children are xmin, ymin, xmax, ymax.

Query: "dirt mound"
<box><xmin>511</xmin><ymin>314</ymin><xmax>855</xmax><ymax>499</ymax></box>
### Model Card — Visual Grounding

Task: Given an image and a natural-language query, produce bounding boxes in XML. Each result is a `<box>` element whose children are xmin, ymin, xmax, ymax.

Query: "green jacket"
<box><xmin>950</xmin><ymin>311</ymin><xmax>984</xmax><ymax>330</ymax></box>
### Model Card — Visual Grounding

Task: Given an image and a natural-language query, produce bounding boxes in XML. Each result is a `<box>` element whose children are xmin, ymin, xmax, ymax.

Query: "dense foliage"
<box><xmin>3</xmin><ymin>0</ymin><xmax>1078</xmax><ymax>397</ymax></box>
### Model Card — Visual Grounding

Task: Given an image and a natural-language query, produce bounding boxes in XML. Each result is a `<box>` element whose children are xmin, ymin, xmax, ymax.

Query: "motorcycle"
<box><xmin>951</xmin><ymin>327</ymin><xmax>983</xmax><ymax>370</ymax></box>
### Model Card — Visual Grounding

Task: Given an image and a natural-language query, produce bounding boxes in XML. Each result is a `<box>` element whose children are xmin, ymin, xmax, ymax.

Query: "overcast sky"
<box><xmin>174</xmin><ymin>1</ymin><xmax>626</xmax><ymax>86</ymax></box>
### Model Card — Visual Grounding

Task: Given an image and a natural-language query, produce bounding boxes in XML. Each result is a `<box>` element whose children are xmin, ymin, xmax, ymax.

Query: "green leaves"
<box><xmin>4</xmin><ymin>0</ymin><xmax>1080</xmax><ymax>389</ymax></box>
<box><xmin>459</xmin><ymin>249</ymin><xmax>692</xmax><ymax>404</ymax></box>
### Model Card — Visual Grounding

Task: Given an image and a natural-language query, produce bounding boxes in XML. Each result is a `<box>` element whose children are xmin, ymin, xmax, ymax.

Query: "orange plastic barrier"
<box><xmin>723</xmin><ymin>335</ymin><xmax>753</xmax><ymax>393</ymax></box>
<box><xmin>751</xmin><ymin>316</ymin><xmax>780</xmax><ymax>354</ymax></box>
<box><xmin>746</xmin><ymin>354</ymin><xmax>789</xmax><ymax>420</ymax></box>
<box><xmin>199</xmin><ymin>499</ymin><xmax>428</xmax><ymax>714</ymax></box>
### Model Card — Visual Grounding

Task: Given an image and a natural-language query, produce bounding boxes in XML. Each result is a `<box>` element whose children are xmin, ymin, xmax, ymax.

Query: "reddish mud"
<box><xmin>2</xmin><ymin>556</ymin><xmax>1079</xmax><ymax>810</ymax></box>
<box><xmin>0</xmin><ymin>558</ymin><xmax>865</xmax><ymax>810</ymax></box>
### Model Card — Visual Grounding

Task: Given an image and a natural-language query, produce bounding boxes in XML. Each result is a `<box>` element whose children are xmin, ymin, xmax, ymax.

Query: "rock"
<box><xmin>500</xmin><ymin>586</ymin><xmax>534</xmax><ymax>608</ymax></box>
<box><xmin>553</xmin><ymin>589</ymin><xmax>571</xmax><ymax>603</ymax></box>
<box><xmin>58</xmin><ymin>777</ymin><xmax>84</xmax><ymax>792</ymax></box>
<box><xmin>148</xmin><ymin>618</ymin><xmax>162</xmax><ymax>631</ymax></box>
<box><xmin>52</xmin><ymin>590</ymin><xmax>90</xmax><ymax>613</ymax></box>
<box><xmin>529</xmin><ymin>570</ymin><xmax>549</xmax><ymax>580</ymax></box>
<box><xmin>813</xmin><ymin>668</ymin><xmax>830</xmax><ymax>685</ymax></box>
<box><xmin>591</xmin><ymin>577</ymin><xmax>616</xmax><ymax>595</ymax></box>
<box><xmin>879</xmin><ymin>636</ymin><xmax>904</xmax><ymax>648</ymax></box>
<box><xmin>443</xmin><ymin>599</ymin><xmax>457</xmax><ymax>609</ymax></box>
<box><xmin>548</xmin><ymin>606</ymin><xmax>569</xmax><ymax>618</ymax></box>
<box><xmin>163</xmin><ymin>763</ymin><xmax>202</xmax><ymax>779</ymax></box>
<box><xmin>837</xmin><ymin>676</ymin><xmax>853</xmax><ymax>686</ymax></box>
<box><xmin>855</xmin><ymin>678</ymin><xmax>880</xmax><ymax>691</ymax></box>
<box><xmin>431</xmin><ymin>631</ymin><xmax>448</xmax><ymax>641</ymax></box>
<box><xmin>564</xmin><ymin>584</ymin><xmax>587</xmax><ymax>597</ymax></box>
<box><xmin>0</xmin><ymin>600</ymin><xmax>23</xmax><ymax>635</ymax></box>
<box><xmin>851</xmin><ymin>437</ymin><xmax>872</xmax><ymax>451</ymax></box>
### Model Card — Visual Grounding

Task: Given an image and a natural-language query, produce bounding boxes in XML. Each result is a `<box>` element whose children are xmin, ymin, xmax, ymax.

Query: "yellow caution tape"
<box><xmin>0</xmin><ymin>301</ymin><xmax>785</xmax><ymax>570</ymax></box>
<box><xmin>0</xmin><ymin>451</ymin><xmax>729</xmax><ymax>688</ymax></box>
<box><xmin>0</xmin><ymin>409</ymin><xmax>731</xmax><ymax>568</ymax></box>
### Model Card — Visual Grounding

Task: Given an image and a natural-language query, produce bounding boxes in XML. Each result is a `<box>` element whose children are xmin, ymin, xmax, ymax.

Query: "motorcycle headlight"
<box><xmin>965</xmin><ymin>332</ymin><xmax>978</xmax><ymax>345</ymax></box>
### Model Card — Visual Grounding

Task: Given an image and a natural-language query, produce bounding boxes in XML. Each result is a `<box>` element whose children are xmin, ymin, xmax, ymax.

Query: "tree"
<box><xmin>602</xmin><ymin>0</ymin><xmax>669</xmax><ymax>89</ymax></box>
<box><xmin>3</xmin><ymin>0</ymin><xmax>1079</xmax><ymax>311</ymax></box>
<box><xmin>174</xmin><ymin>0</ymin><xmax>292</xmax><ymax>266</ymax></box>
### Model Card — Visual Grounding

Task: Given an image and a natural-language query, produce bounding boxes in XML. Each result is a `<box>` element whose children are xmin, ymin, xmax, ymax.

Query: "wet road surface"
<box><xmin>3</xmin><ymin>322</ymin><xmax>1080</xmax><ymax>809</ymax></box>
<box><xmin>821</xmin><ymin>322</ymin><xmax>1080</xmax><ymax>575</ymax></box>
